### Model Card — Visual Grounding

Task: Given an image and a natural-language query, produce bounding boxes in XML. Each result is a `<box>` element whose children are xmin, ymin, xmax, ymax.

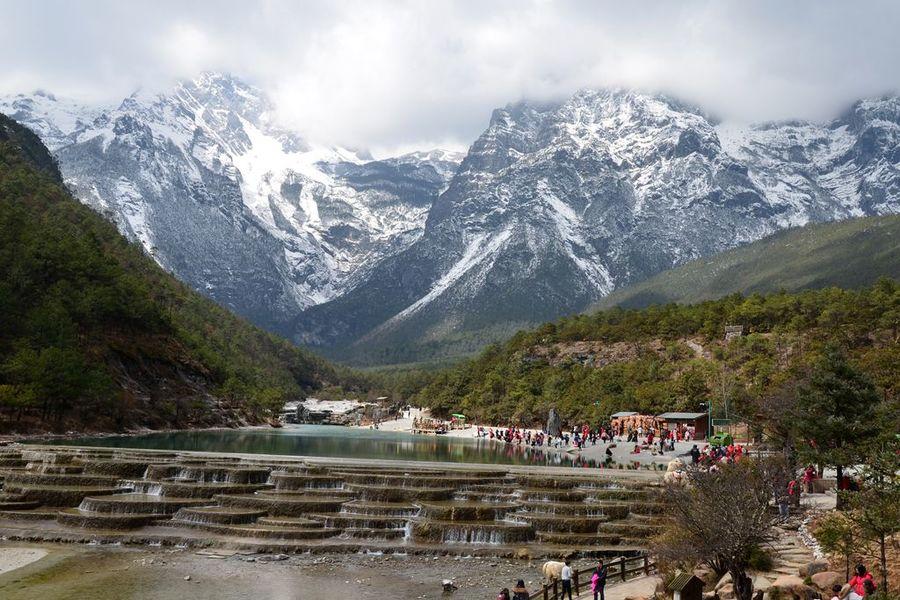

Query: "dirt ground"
<box><xmin>0</xmin><ymin>541</ymin><xmax>551</xmax><ymax>600</ymax></box>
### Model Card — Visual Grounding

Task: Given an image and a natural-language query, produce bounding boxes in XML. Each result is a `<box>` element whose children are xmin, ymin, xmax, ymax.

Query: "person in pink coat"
<box><xmin>591</xmin><ymin>559</ymin><xmax>608</xmax><ymax>600</ymax></box>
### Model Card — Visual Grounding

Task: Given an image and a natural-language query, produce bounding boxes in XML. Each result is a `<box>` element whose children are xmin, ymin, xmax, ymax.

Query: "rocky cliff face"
<box><xmin>1</xmin><ymin>74</ymin><xmax>462</xmax><ymax>334</ymax></box>
<box><xmin>295</xmin><ymin>90</ymin><xmax>900</xmax><ymax>363</ymax></box>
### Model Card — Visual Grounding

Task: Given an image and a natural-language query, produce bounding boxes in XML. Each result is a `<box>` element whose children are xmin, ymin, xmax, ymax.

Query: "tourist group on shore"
<box><xmin>476</xmin><ymin>420</ymin><xmax>701</xmax><ymax>455</ymax></box>
<box><xmin>477</xmin><ymin>424</ymin><xmax>610</xmax><ymax>449</ymax></box>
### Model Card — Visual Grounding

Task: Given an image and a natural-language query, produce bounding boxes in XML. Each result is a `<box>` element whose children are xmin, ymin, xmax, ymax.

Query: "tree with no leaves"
<box><xmin>655</xmin><ymin>458</ymin><xmax>787</xmax><ymax>600</ymax></box>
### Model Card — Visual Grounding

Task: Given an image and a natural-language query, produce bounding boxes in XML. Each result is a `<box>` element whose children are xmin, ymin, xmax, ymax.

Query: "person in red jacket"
<box><xmin>844</xmin><ymin>564</ymin><xmax>876</xmax><ymax>600</ymax></box>
<box><xmin>802</xmin><ymin>464</ymin><xmax>818</xmax><ymax>492</ymax></box>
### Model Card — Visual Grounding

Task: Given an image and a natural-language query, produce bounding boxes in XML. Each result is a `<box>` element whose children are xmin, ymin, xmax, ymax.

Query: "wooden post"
<box><xmin>543</xmin><ymin>584</ymin><xmax>549</xmax><ymax>600</ymax></box>
<box><xmin>553</xmin><ymin>579</ymin><xmax>559</xmax><ymax>599</ymax></box>
<box><xmin>621</xmin><ymin>557</ymin><xmax>627</xmax><ymax>582</ymax></box>
<box><xmin>643</xmin><ymin>555</ymin><xmax>649</xmax><ymax>575</ymax></box>
<box><xmin>574</xmin><ymin>570</ymin><xmax>579</xmax><ymax>594</ymax></box>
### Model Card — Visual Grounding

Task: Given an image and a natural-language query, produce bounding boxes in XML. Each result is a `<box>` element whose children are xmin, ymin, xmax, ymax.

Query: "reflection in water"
<box><xmin>53</xmin><ymin>425</ymin><xmax>603</xmax><ymax>467</ymax></box>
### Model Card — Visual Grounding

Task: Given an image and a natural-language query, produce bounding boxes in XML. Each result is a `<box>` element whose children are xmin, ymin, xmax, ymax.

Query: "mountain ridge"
<box><xmin>1</xmin><ymin>74</ymin><xmax>463</xmax><ymax>335</ymax></box>
<box><xmin>296</xmin><ymin>88</ymin><xmax>900</xmax><ymax>365</ymax></box>
<box><xmin>4</xmin><ymin>77</ymin><xmax>899</xmax><ymax>366</ymax></box>
<box><xmin>0</xmin><ymin>113</ymin><xmax>357</xmax><ymax>433</ymax></box>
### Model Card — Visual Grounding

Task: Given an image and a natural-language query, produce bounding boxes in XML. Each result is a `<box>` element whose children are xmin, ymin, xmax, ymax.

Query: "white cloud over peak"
<box><xmin>1</xmin><ymin>0</ymin><xmax>898</xmax><ymax>151</ymax></box>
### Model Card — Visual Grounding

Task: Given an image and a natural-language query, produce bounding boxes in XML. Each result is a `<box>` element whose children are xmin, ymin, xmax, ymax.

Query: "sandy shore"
<box><xmin>364</xmin><ymin>410</ymin><xmax>702</xmax><ymax>466</ymax></box>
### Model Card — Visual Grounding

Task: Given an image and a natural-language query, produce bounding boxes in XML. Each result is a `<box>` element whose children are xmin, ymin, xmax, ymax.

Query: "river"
<box><xmin>50</xmin><ymin>425</ymin><xmax>602</xmax><ymax>467</ymax></box>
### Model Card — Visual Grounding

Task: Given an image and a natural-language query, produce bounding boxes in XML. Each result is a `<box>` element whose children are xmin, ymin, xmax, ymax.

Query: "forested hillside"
<box><xmin>0</xmin><ymin>114</ymin><xmax>363</xmax><ymax>433</ymax></box>
<box><xmin>415</xmin><ymin>283</ymin><xmax>900</xmax><ymax>426</ymax></box>
<box><xmin>593</xmin><ymin>215</ymin><xmax>900</xmax><ymax>310</ymax></box>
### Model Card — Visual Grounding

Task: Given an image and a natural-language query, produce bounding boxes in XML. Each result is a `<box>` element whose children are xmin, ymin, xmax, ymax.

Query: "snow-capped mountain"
<box><xmin>4</xmin><ymin>80</ymin><xmax>898</xmax><ymax>364</ymax></box>
<box><xmin>1</xmin><ymin>74</ymin><xmax>463</xmax><ymax>333</ymax></box>
<box><xmin>718</xmin><ymin>97</ymin><xmax>900</xmax><ymax>221</ymax></box>
<box><xmin>295</xmin><ymin>90</ymin><xmax>900</xmax><ymax>364</ymax></box>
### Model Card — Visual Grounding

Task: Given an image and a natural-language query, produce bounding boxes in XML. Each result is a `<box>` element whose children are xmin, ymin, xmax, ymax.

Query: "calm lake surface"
<box><xmin>52</xmin><ymin>425</ymin><xmax>601</xmax><ymax>467</ymax></box>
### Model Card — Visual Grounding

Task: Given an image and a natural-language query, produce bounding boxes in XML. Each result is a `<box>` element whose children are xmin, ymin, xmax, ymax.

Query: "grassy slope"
<box><xmin>0</xmin><ymin>114</ymin><xmax>357</xmax><ymax>433</ymax></box>
<box><xmin>593</xmin><ymin>215</ymin><xmax>900</xmax><ymax>310</ymax></box>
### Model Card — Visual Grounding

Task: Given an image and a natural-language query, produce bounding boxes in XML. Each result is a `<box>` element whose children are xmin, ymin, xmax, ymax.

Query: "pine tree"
<box><xmin>793</xmin><ymin>347</ymin><xmax>881</xmax><ymax>506</ymax></box>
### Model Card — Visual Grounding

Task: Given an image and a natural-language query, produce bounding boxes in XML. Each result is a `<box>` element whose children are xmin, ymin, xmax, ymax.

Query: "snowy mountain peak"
<box><xmin>294</xmin><ymin>89</ymin><xmax>900</xmax><ymax>364</ymax></box>
<box><xmin>2</xmin><ymin>73</ymin><xmax>463</xmax><ymax>333</ymax></box>
<box><xmin>4</xmin><ymin>79</ymin><xmax>897</xmax><ymax>364</ymax></box>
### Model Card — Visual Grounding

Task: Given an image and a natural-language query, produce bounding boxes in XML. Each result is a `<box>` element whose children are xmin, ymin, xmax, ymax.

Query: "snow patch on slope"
<box><xmin>387</xmin><ymin>227</ymin><xmax>514</xmax><ymax>323</ymax></box>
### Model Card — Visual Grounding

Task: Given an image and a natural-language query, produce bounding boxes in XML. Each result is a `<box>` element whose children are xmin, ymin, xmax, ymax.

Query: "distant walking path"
<box><xmin>575</xmin><ymin>575</ymin><xmax>661</xmax><ymax>600</ymax></box>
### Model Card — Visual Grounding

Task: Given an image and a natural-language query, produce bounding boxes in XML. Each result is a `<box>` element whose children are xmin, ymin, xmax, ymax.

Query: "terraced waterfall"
<box><xmin>0</xmin><ymin>447</ymin><xmax>662</xmax><ymax>558</ymax></box>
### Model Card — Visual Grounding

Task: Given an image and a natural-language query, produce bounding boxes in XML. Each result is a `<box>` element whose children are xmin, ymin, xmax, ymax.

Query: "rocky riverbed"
<box><xmin>0</xmin><ymin>542</ymin><xmax>553</xmax><ymax>599</ymax></box>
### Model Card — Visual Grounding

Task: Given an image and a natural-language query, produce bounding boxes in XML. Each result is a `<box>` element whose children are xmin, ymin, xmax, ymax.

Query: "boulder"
<box><xmin>702</xmin><ymin>592</ymin><xmax>719</xmax><ymax>600</ymax></box>
<box><xmin>770</xmin><ymin>576</ymin><xmax>821</xmax><ymax>600</ymax></box>
<box><xmin>716</xmin><ymin>573</ymin><xmax>733</xmax><ymax>591</ymax></box>
<box><xmin>751</xmin><ymin>575</ymin><xmax>772</xmax><ymax>593</ymax></box>
<box><xmin>718</xmin><ymin>583</ymin><xmax>735</xmax><ymax>599</ymax></box>
<box><xmin>771</xmin><ymin>575</ymin><xmax>805</xmax><ymax>591</ymax></box>
<box><xmin>810</xmin><ymin>571</ymin><xmax>842</xmax><ymax>592</ymax></box>
<box><xmin>547</xmin><ymin>408</ymin><xmax>562</xmax><ymax>437</ymax></box>
<box><xmin>798</xmin><ymin>560</ymin><xmax>829</xmax><ymax>578</ymax></box>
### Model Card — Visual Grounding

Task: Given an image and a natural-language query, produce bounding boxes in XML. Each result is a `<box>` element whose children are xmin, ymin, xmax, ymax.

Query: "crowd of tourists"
<box><xmin>477</xmin><ymin>424</ymin><xmax>615</xmax><ymax>449</ymax></box>
<box><xmin>476</xmin><ymin>420</ymin><xmax>703</xmax><ymax>457</ymax></box>
<box><xmin>687</xmin><ymin>442</ymin><xmax>747</xmax><ymax>465</ymax></box>
<box><xmin>496</xmin><ymin>559</ymin><xmax>609</xmax><ymax>600</ymax></box>
<box><xmin>615</xmin><ymin>422</ymin><xmax>696</xmax><ymax>445</ymax></box>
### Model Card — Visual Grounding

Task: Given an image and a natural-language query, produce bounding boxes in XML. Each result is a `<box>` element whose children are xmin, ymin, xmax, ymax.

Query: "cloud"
<box><xmin>1</xmin><ymin>0</ymin><xmax>898</xmax><ymax>152</ymax></box>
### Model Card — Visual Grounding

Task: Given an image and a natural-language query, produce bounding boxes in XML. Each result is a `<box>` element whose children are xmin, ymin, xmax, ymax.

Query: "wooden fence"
<box><xmin>528</xmin><ymin>555</ymin><xmax>656</xmax><ymax>600</ymax></box>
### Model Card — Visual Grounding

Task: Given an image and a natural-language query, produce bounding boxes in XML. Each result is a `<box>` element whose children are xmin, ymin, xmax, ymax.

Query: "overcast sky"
<box><xmin>1</xmin><ymin>0</ymin><xmax>899</xmax><ymax>153</ymax></box>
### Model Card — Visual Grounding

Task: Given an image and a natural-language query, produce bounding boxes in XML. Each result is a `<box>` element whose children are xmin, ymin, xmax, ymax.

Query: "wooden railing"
<box><xmin>528</xmin><ymin>555</ymin><xmax>656</xmax><ymax>600</ymax></box>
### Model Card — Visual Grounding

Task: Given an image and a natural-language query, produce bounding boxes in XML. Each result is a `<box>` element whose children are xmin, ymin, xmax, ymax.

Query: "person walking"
<box><xmin>511</xmin><ymin>579</ymin><xmax>530</xmax><ymax>600</ymax></box>
<box><xmin>591</xmin><ymin>559</ymin><xmax>608</xmax><ymax>600</ymax></box>
<box><xmin>560</xmin><ymin>559</ymin><xmax>574</xmax><ymax>600</ymax></box>
<box><xmin>497</xmin><ymin>587</ymin><xmax>511</xmax><ymax>600</ymax></box>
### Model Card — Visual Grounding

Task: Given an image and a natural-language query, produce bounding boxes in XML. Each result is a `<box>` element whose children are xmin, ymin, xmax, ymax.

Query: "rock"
<box><xmin>718</xmin><ymin>583</ymin><xmax>735</xmax><ymax>599</ymax></box>
<box><xmin>702</xmin><ymin>592</ymin><xmax>719</xmax><ymax>600</ymax></box>
<box><xmin>798</xmin><ymin>560</ymin><xmax>829</xmax><ymax>578</ymax></box>
<box><xmin>258</xmin><ymin>554</ymin><xmax>288</xmax><ymax>562</ymax></box>
<box><xmin>810</xmin><ymin>572</ymin><xmax>842</xmax><ymax>591</ymax></box>
<box><xmin>751</xmin><ymin>575</ymin><xmax>772</xmax><ymax>593</ymax></box>
<box><xmin>771</xmin><ymin>575</ymin><xmax>805</xmax><ymax>591</ymax></box>
<box><xmin>442</xmin><ymin>579</ymin><xmax>458</xmax><ymax>592</ymax></box>
<box><xmin>547</xmin><ymin>408</ymin><xmax>562</xmax><ymax>437</ymax></box>
<box><xmin>184</xmin><ymin>575</ymin><xmax>191</xmax><ymax>581</ymax></box>
<box><xmin>716</xmin><ymin>573</ymin><xmax>733</xmax><ymax>591</ymax></box>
